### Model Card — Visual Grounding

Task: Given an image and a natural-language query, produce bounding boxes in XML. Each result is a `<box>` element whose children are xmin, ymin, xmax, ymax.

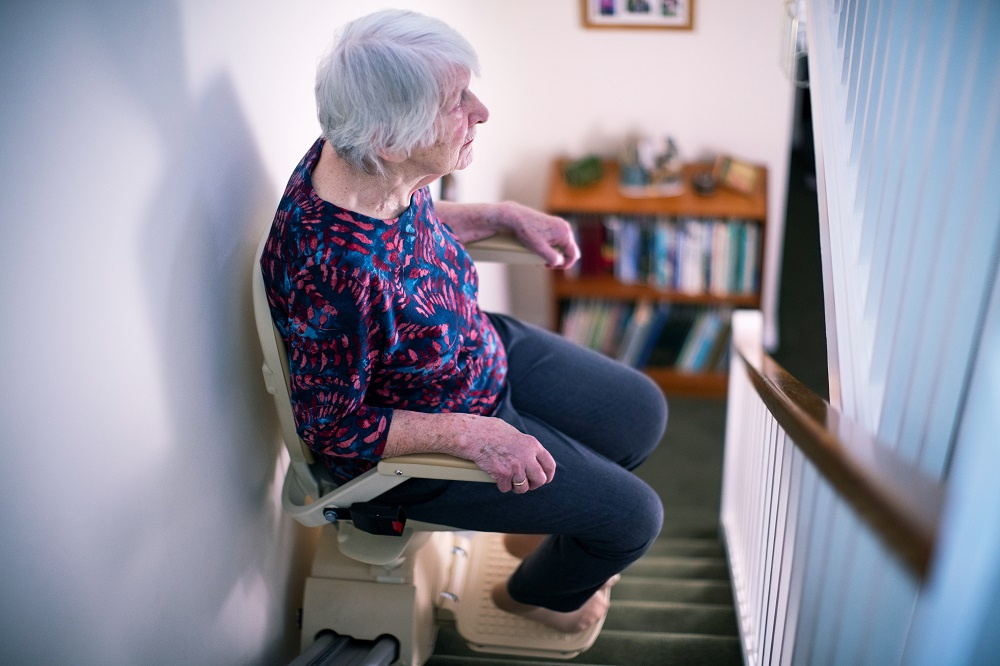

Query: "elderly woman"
<box><xmin>261</xmin><ymin>9</ymin><xmax>667</xmax><ymax>633</ymax></box>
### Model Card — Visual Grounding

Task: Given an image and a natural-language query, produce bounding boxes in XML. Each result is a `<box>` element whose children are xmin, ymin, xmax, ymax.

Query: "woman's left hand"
<box><xmin>500</xmin><ymin>201</ymin><xmax>580</xmax><ymax>270</ymax></box>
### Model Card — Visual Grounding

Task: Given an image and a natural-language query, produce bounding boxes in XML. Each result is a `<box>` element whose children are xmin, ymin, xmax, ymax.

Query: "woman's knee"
<box><xmin>615</xmin><ymin>370</ymin><xmax>668</xmax><ymax>467</ymax></box>
<box><xmin>635</xmin><ymin>371</ymin><xmax>668</xmax><ymax>438</ymax></box>
<box><xmin>592</xmin><ymin>477</ymin><xmax>664</xmax><ymax>554</ymax></box>
<box><xmin>627</xmin><ymin>482</ymin><xmax>665</xmax><ymax>548</ymax></box>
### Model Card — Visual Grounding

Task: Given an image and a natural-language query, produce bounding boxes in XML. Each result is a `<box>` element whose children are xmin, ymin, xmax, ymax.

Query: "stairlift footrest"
<box><xmin>452</xmin><ymin>533</ymin><xmax>606</xmax><ymax>660</ymax></box>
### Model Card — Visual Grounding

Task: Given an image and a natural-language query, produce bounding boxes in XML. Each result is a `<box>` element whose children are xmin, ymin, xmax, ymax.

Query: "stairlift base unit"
<box><xmin>302</xmin><ymin>529</ymin><xmax>451</xmax><ymax>666</ymax></box>
<box><xmin>301</xmin><ymin>528</ymin><xmax>603</xmax><ymax>665</ymax></box>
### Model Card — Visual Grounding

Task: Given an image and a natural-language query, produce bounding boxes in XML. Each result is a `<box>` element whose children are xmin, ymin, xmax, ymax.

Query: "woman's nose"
<box><xmin>469</xmin><ymin>91</ymin><xmax>489</xmax><ymax>125</ymax></box>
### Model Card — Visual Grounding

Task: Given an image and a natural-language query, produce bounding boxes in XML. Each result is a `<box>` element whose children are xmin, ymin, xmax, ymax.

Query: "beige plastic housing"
<box><xmin>301</xmin><ymin>530</ymin><xmax>602</xmax><ymax>666</ymax></box>
<box><xmin>464</xmin><ymin>233</ymin><xmax>547</xmax><ymax>265</ymax></box>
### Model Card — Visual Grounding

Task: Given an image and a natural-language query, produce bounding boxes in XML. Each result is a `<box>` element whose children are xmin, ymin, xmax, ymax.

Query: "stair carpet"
<box><xmin>427</xmin><ymin>526</ymin><xmax>744</xmax><ymax>666</ymax></box>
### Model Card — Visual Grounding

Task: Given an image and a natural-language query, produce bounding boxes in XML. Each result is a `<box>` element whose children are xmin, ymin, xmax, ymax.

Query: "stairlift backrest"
<box><xmin>252</xmin><ymin>230</ymin><xmax>326</xmax><ymax>500</ymax></box>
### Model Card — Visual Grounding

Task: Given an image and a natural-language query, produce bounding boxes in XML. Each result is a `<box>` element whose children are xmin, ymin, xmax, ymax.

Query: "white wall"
<box><xmin>0</xmin><ymin>3</ymin><xmax>314</xmax><ymax>664</ymax></box>
<box><xmin>447</xmin><ymin>1</ymin><xmax>796</xmax><ymax>335</ymax></box>
<box><xmin>0</xmin><ymin>1</ymin><xmax>793</xmax><ymax>663</ymax></box>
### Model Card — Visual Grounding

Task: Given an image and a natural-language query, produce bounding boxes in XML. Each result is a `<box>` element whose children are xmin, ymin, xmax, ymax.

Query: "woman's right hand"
<box><xmin>460</xmin><ymin>415</ymin><xmax>556</xmax><ymax>494</ymax></box>
<box><xmin>383</xmin><ymin>411</ymin><xmax>556</xmax><ymax>494</ymax></box>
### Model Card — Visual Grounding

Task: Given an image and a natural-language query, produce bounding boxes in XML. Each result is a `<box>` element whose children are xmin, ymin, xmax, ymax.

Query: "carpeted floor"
<box><xmin>428</xmin><ymin>527</ymin><xmax>743</xmax><ymax>666</ymax></box>
<box><xmin>636</xmin><ymin>397</ymin><xmax>728</xmax><ymax>534</ymax></box>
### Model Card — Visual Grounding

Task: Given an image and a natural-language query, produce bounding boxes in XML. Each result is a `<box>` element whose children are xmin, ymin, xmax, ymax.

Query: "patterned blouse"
<box><xmin>260</xmin><ymin>138</ymin><xmax>508</xmax><ymax>482</ymax></box>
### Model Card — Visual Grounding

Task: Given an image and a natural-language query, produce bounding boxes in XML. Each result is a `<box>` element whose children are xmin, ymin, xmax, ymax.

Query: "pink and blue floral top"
<box><xmin>260</xmin><ymin>138</ymin><xmax>507</xmax><ymax>482</ymax></box>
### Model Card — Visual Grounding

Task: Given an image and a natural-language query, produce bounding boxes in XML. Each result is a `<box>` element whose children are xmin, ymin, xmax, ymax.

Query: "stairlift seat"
<box><xmin>252</xmin><ymin>226</ymin><xmax>605</xmax><ymax>664</ymax></box>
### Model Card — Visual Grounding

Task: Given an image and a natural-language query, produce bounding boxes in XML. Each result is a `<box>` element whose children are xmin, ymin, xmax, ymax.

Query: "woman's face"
<box><xmin>410</xmin><ymin>69</ymin><xmax>489</xmax><ymax>177</ymax></box>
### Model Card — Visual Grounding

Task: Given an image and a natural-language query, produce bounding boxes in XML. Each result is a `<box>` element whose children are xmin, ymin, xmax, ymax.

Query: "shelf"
<box><xmin>545</xmin><ymin>158</ymin><xmax>765</xmax><ymax>399</ymax></box>
<box><xmin>552</xmin><ymin>273</ymin><xmax>760</xmax><ymax>307</ymax></box>
<box><xmin>643</xmin><ymin>368</ymin><xmax>729</xmax><ymax>398</ymax></box>
<box><xmin>546</xmin><ymin>160</ymin><xmax>767</xmax><ymax>220</ymax></box>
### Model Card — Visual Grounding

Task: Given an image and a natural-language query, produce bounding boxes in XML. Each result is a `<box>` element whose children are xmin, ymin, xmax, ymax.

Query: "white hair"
<box><xmin>316</xmin><ymin>9</ymin><xmax>481</xmax><ymax>175</ymax></box>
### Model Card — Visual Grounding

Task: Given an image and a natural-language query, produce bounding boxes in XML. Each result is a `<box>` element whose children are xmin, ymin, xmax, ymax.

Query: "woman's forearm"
<box><xmin>435</xmin><ymin>199</ymin><xmax>580</xmax><ymax>269</ymax></box>
<box><xmin>382</xmin><ymin>409</ymin><xmax>481</xmax><ymax>459</ymax></box>
<box><xmin>383</xmin><ymin>408</ymin><xmax>557</xmax><ymax>493</ymax></box>
<box><xmin>434</xmin><ymin>200</ymin><xmax>505</xmax><ymax>243</ymax></box>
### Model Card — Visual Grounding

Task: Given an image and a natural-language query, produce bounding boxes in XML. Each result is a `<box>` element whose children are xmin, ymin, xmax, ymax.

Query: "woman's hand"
<box><xmin>499</xmin><ymin>201</ymin><xmax>580</xmax><ymax>270</ymax></box>
<box><xmin>460</xmin><ymin>415</ymin><xmax>557</xmax><ymax>494</ymax></box>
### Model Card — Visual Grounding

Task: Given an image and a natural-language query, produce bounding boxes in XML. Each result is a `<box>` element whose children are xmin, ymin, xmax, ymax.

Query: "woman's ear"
<box><xmin>378</xmin><ymin>147</ymin><xmax>408</xmax><ymax>164</ymax></box>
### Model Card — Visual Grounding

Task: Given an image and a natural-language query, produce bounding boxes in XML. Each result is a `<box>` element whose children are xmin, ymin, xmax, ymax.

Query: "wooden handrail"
<box><xmin>735</xmin><ymin>345</ymin><xmax>946</xmax><ymax>579</ymax></box>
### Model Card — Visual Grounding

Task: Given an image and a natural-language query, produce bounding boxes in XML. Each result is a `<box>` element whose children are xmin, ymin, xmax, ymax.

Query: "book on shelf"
<box><xmin>729</xmin><ymin>222</ymin><xmax>744</xmax><ymax>293</ymax></box>
<box><xmin>677</xmin><ymin>310</ymin><xmax>726</xmax><ymax>371</ymax></box>
<box><xmin>704</xmin><ymin>316</ymin><xmax>733</xmax><ymax>371</ymax></box>
<box><xmin>568</xmin><ymin>215</ymin><xmax>760</xmax><ymax>296</ymax></box>
<box><xmin>742</xmin><ymin>224</ymin><xmax>760</xmax><ymax>293</ymax></box>
<box><xmin>572</xmin><ymin>215</ymin><xmax>615</xmax><ymax>277</ymax></box>
<box><xmin>612</xmin><ymin>216</ymin><xmax>641</xmax><ymax>284</ymax></box>
<box><xmin>617</xmin><ymin>300</ymin><xmax>655</xmax><ymax>366</ymax></box>
<box><xmin>650</xmin><ymin>217</ymin><xmax>676</xmax><ymax>289</ymax></box>
<box><xmin>709</xmin><ymin>221</ymin><xmax>729</xmax><ymax>295</ymax></box>
<box><xmin>678</xmin><ymin>218</ymin><xmax>705</xmax><ymax>294</ymax></box>
<box><xmin>674</xmin><ymin>310</ymin><xmax>711</xmax><ymax>370</ymax></box>
<box><xmin>633</xmin><ymin>303</ymin><xmax>674</xmax><ymax>369</ymax></box>
<box><xmin>645</xmin><ymin>306</ymin><xmax>697</xmax><ymax>368</ymax></box>
<box><xmin>601</xmin><ymin>303</ymin><xmax>632</xmax><ymax>356</ymax></box>
<box><xmin>559</xmin><ymin>299</ymin><xmax>734</xmax><ymax>374</ymax></box>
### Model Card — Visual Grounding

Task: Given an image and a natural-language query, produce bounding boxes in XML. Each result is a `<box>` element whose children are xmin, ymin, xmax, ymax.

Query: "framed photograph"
<box><xmin>713</xmin><ymin>155</ymin><xmax>761</xmax><ymax>195</ymax></box>
<box><xmin>582</xmin><ymin>0</ymin><xmax>694</xmax><ymax>31</ymax></box>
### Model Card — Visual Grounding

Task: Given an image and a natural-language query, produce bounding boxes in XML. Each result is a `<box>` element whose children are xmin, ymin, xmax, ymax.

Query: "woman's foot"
<box><xmin>490</xmin><ymin>576</ymin><xmax>619</xmax><ymax>634</ymax></box>
<box><xmin>503</xmin><ymin>534</ymin><xmax>547</xmax><ymax>559</ymax></box>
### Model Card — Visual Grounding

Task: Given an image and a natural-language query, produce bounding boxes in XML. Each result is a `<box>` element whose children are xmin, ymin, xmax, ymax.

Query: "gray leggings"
<box><xmin>375</xmin><ymin>312</ymin><xmax>667</xmax><ymax>612</ymax></box>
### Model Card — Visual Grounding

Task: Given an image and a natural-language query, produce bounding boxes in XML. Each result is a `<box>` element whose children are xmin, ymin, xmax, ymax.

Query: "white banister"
<box><xmin>722</xmin><ymin>311</ymin><xmax>928</xmax><ymax>665</ymax></box>
<box><xmin>723</xmin><ymin>0</ymin><xmax>999</xmax><ymax>660</ymax></box>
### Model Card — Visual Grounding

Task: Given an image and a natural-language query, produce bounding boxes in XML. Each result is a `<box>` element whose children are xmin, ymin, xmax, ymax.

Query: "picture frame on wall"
<box><xmin>582</xmin><ymin>0</ymin><xmax>694</xmax><ymax>31</ymax></box>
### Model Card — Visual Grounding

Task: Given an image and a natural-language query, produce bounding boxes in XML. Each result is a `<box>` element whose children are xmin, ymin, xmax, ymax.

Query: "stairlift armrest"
<box><xmin>378</xmin><ymin>453</ymin><xmax>493</xmax><ymax>483</ymax></box>
<box><xmin>465</xmin><ymin>234</ymin><xmax>545</xmax><ymax>265</ymax></box>
<box><xmin>282</xmin><ymin>454</ymin><xmax>491</xmax><ymax>527</ymax></box>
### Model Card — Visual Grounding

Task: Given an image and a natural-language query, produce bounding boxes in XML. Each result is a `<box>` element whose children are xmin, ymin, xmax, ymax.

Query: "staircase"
<box><xmin>427</xmin><ymin>525</ymin><xmax>743</xmax><ymax>666</ymax></box>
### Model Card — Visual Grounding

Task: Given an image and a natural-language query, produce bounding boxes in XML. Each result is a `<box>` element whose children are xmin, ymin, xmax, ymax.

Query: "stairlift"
<box><xmin>251</xmin><ymin>229</ymin><xmax>606</xmax><ymax>665</ymax></box>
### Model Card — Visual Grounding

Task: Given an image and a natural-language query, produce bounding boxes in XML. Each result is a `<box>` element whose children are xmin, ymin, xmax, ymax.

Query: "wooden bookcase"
<box><xmin>545</xmin><ymin>159</ymin><xmax>767</xmax><ymax>398</ymax></box>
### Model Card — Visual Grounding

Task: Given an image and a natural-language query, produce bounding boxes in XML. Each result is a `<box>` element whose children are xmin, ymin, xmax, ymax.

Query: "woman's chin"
<box><xmin>453</xmin><ymin>150</ymin><xmax>474</xmax><ymax>171</ymax></box>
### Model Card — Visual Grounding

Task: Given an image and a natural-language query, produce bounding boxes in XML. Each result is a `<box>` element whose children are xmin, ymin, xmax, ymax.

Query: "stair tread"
<box><xmin>613</xmin><ymin>575</ymin><xmax>735</xmax><ymax>605</ymax></box>
<box><xmin>428</xmin><ymin>657</ymin><xmax>619</xmax><ymax>666</ymax></box>
<box><xmin>636</xmin><ymin>554</ymin><xmax>726</xmax><ymax>564</ymax></box>
<box><xmin>645</xmin><ymin>538</ymin><xmax>726</xmax><ymax>559</ymax></box>
<box><xmin>611</xmin><ymin>598</ymin><xmax>734</xmax><ymax>610</ymax></box>
<box><xmin>431</xmin><ymin>626</ymin><xmax>743</xmax><ymax>665</ymax></box>
<box><xmin>615</xmin><ymin>575</ymin><xmax>732</xmax><ymax>587</ymax></box>
<box><xmin>657</xmin><ymin>523</ymin><xmax>721</xmax><ymax>538</ymax></box>
<box><xmin>570</xmin><ymin>630</ymin><xmax>743</xmax><ymax>665</ymax></box>
<box><xmin>429</xmin><ymin>526</ymin><xmax>741</xmax><ymax>664</ymax></box>
<box><xmin>624</xmin><ymin>557</ymin><xmax>731</xmax><ymax>581</ymax></box>
<box><xmin>605</xmin><ymin>600</ymin><xmax>739</xmax><ymax>636</ymax></box>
